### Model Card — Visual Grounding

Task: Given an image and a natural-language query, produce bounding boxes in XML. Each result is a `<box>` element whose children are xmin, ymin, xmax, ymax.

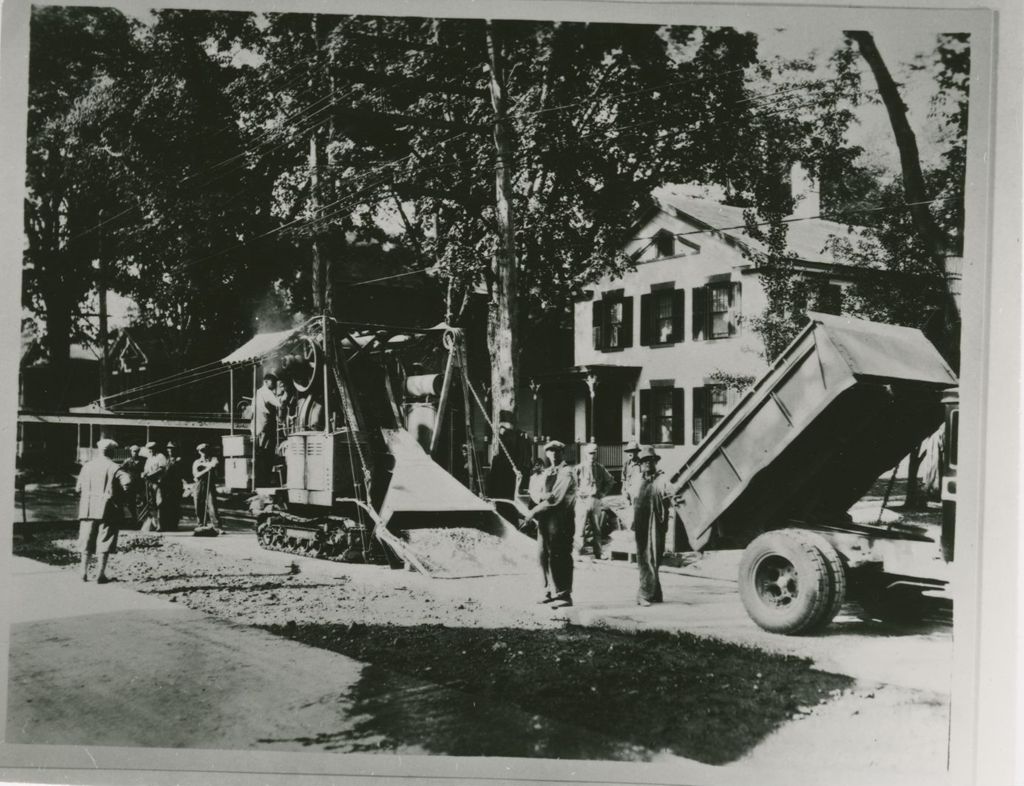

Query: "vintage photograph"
<box><xmin>0</xmin><ymin>0</ymin><xmax>1012</xmax><ymax>783</ymax></box>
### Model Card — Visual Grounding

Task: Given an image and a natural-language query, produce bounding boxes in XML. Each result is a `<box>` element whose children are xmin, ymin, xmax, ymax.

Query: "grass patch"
<box><xmin>262</xmin><ymin>622</ymin><xmax>853</xmax><ymax>764</ymax></box>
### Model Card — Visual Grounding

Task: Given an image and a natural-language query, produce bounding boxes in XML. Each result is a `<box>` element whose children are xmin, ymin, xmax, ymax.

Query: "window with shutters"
<box><xmin>709</xmin><ymin>385</ymin><xmax>729</xmax><ymax>429</ymax></box>
<box><xmin>655</xmin><ymin>290</ymin><xmax>675</xmax><ymax>342</ymax></box>
<box><xmin>641</xmin><ymin>286</ymin><xmax>684</xmax><ymax>346</ymax></box>
<box><xmin>693</xmin><ymin>385</ymin><xmax>732</xmax><ymax>444</ymax></box>
<box><xmin>640</xmin><ymin>385</ymin><xmax>685</xmax><ymax>446</ymax></box>
<box><xmin>693</xmin><ymin>282</ymin><xmax>741</xmax><ymax>341</ymax></box>
<box><xmin>593</xmin><ymin>295</ymin><xmax>633</xmax><ymax>351</ymax></box>
<box><xmin>653</xmin><ymin>388</ymin><xmax>673</xmax><ymax>444</ymax></box>
<box><xmin>607</xmin><ymin>300</ymin><xmax>624</xmax><ymax>348</ymax></box>
<box><xmin>709</xmin><ymin>284</ymin><xmax>731</xmax><ymax>338</ymax></box>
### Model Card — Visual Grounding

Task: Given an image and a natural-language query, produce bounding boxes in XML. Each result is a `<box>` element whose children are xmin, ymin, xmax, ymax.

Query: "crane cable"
<box><xmin>461</xmin><ymin>353</ymin><xmax>524</xmax><ymax>496</ymax></box>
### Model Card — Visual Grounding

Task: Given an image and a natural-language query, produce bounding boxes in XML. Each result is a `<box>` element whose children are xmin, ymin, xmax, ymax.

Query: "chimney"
<box><xmin>790</xmin><ymin>163</ymin><xmax>820</xmax><ymax>219</ymax></box>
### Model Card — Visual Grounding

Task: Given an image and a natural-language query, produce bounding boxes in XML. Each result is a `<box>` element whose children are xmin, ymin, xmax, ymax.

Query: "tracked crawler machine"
<box><xmin>219</xmin><ymin>318</ymin><xmax>533</xmax><ymax>578</ymax></box>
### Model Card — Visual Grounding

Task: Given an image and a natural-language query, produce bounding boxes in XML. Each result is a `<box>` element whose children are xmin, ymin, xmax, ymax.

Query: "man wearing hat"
<box><xmin>119</xmin><ymin>444</ymin><xmax>146</xmax><ymax>529</ymax></box>
<box><xmin>621</xmin><ymin>440</ymin><xmax>643</xmax><ymax>504</ymax></box>
<box><xmin>76</xmin><ymin>439</ymin><xmax>132</xmax><ymax>582</ymax></box>
<box><xmin>141</xmin><ymin>441</ymin><xmax>168</xmax><ymax>532</ymax></box>
<box><xmin>160</xmin><ymin>441</ymin><xmax>188</xmax><ymax>531</ymax></box>
<box><xmin>485</xmin><ymin>412</ymin><xmax>521</xmax><ymax>501</ymax></box>
<box><xmin>522</xmin><ymin>440</ymin><xmax>577</xmax><ymax>609</ymax></box>
<box><xmin>633</xmin><ymin>446</ymin><xmax>672</xmax><ymax>606</ymax></box>
<box><xmin>573</xmin><ymin>442</ymin><xmax>614</xmax><ymax>559</ymax></box>
<box><xmin>253</xmin><ymin>371</ymin><xmax>281</xmax><ymax>486</ymax></box>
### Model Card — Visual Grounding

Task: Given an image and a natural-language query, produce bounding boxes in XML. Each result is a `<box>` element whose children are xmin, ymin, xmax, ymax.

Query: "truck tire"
<box><xmin>795</xmin><ymin>530</ymin><xmax>847</xmax><ymax>631</ymax></box>
<box><xmin>738</xmin><ymin>529</ymin><xmax>835</xmax><ymax>635</ymax></box>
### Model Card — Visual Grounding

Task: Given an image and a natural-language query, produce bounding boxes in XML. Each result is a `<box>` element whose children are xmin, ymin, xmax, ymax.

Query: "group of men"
<box><xmin>76</xmin><ymin>438</ymin><xmax>222</xmax><ymax>582</ymax></box>
<box><xmin>521</xmin><ymin>439</ymin><xmax>671</xmax><ymax>610</ymax></box>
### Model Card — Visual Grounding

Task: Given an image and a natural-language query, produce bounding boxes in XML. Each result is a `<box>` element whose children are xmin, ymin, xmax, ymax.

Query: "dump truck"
<box><xmin>218</xmin><ymin>317</ymin><xmax>534</xmax><ymax>578</ymax></box>
<box><xmin>666</xmin><ymin>312</ymin><xmax>959</xmax><ymax>635</ymax></box>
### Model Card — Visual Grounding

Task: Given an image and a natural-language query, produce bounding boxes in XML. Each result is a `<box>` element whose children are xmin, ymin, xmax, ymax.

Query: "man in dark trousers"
<box><xmin>119</xmin><ymin>444</ymin><xmax>146</xmax><ymax>529</ymax></box>
<box><xmin>523</xmin><ymin>440</ymin><xmax>577</xmax><ymax>609</ymax></box>
<box><xmin>633</xmin><ymin>446</ymin><xmax>671</xmax><ymax>606</ymax></box>
<box><xmin>253</xmin><ymin>372</ymin><xmax>280</xmax><ymax>487</ymax></box>
<box><xmin>160</xmin><ymin>441</ymin><xmax>187</xmax><ymax>531</ymax></box>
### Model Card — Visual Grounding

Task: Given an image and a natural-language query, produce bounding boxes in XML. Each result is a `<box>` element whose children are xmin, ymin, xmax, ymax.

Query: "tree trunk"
<box><xmin>846</xmin><ymin>30</ymin><xmax>960</xmax><ymax>371</ymax></box>
<box><xmin>41</xmin><ymin>281</ymin><xmax>73</xmax><ymax>412</ymax></box>
<box><xmin>485</xmin><ymin>20</ymin><xmax>519</xmax><ymax>457</ymax></box>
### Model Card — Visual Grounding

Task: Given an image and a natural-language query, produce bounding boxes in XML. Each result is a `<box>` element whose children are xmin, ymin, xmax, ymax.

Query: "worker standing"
<box><xmin>633</xmin><ymin>446</ymin><xmax>671</xmax><ymax>606</ymax></box>
<box><xmin>573</xmin><ymin>442</ymin><xmax>613</xmax><ymax>559</ymax></box>
<box><xmin>119</xmin><ymin>444</ymin><xmax>146</xmax><ymax>529</ymax></box>
<box><xmin>253</xmin><ymin>371</ymin><xmax>280</xmax><ymax>487</ymax></box>
<box><xmin>621</xmin><ymin>440</ymin><xmax>643</xmax><ymax>503</ymax></box>
<box><xmin>76</xmin><ymin>439</ymin><xmax>132</xmax><ymax>583</ymax></box>
<box><xmin>161</xmin><ymin>441</ymin><xmax>187</xmax><ymax>531</ymax></box>
<box><xmin>141</xmin><ymin>441</ymin><xmax>167</xmax><ymax>532</ymax></box>
<box><xmin>523</xmin><ymin>440</ymin><xmax>577</xmax><ymax>609</ymax></box>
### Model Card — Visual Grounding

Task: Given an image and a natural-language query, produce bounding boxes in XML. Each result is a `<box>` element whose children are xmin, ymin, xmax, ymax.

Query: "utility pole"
<box><xmin>309</xmin><ymin>14</ymin><xmax>333</xmax><ymax>316</ymax></box>
<box><xmin>485</xmin><ymin>19</ymin><xmax>519</xmax><ymax>459</ymax></box>
<box><xmin>97</xmin><ymin>208</ymin><xmax>108</xmax><ymax>410</ymax></box>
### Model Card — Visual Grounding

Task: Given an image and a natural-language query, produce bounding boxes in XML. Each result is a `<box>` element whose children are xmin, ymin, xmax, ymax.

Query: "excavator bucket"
<box><xmin>375</xmin><ymin>429</ymin><xmax>535</xmax><ymax>578</ymax></box>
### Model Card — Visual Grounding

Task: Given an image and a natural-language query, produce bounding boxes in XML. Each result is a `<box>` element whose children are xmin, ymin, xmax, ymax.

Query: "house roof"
<box><xmin>652</xmin><ymin>186</ymin><xmax>880</xmax><ymax>266</ymax></box>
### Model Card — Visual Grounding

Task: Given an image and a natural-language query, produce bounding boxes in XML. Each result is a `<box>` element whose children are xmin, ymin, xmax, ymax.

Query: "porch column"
<box><xmin>584</xmin><ymin>373</ymin><xmax>598</xmax><ymax>443</ymax></box>
<box><xmin>529</xmin><ymin>379</ymin><xmax>540</xmax><ymax>437</ymax></box>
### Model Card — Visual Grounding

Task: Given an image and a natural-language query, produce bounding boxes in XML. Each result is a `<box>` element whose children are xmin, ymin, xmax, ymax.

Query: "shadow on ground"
<box><xmin>260</xmin><ymin>622</ymin><xmax>853</xmax><ymax>764</ymax></box>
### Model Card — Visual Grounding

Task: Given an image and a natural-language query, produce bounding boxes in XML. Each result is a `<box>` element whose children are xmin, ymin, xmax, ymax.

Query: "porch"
<box><xmin>525</xmin><ymin>363</ymin><xmax>640</xmax><ymax>475</ymax></box>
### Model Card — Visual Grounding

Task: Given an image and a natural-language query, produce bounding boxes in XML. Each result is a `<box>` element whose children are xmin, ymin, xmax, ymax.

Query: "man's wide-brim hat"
<box><xmin>623</xmin><ymin>440</ymin><xmax>641</xmax><ymax>453</ymax></box>
<box><xmin>543</xmin><ymin>439</ymin><xmax>566</xmax><ymax>452</ymax></box>
<box><xmin>581</xmin><ymin>442</ymin><xmax>597</xmax><ymax>454</ymax></box>
<box><xmin>144</xmin><ymin>441</ymin><xmax>158</xmax><ymax>450</ymax></box>
<box><xmin>196</xmin><ymin>443</ymin><xmax>209</xmax><ymax>453</ymax></box>
<box><xmin>637</xmin><ymin>446</ymin><xmax>661</xmax><ymax>462</ymax></box>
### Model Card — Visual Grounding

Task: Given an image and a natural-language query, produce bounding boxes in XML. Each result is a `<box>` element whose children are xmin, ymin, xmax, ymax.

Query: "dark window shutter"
<box><xmin>592</xmin><ymin>301</ymin><xmax>603</xmax><ymax>351</ymax></box>
<box><xmin>692</xmin><ymin>287</ymin><xmax>707</xmax><ymax>341</ymax></box>
<box><xmin>671</xmin><ymin>387</ymin><xmax>685</xmax><ymax>445</ymax></box>
<box><xmin>729</xmin><ymin>282</ymin><xmax>742</xmax><ymax>336</ymax></box>
<box><xmin>672</xmin><ymin>288</ymin><xmax>686</xmax><ymax>342</ymax></box>
<box><xmin>640</xmin><ymin>294</ymin><xmax>652</xmax><ymax>346</ymax></box>
<box><xmin>621</xmin><ymin>296</ymin><xmax>633</xmax><ymax>348</ymax></box>
<box><xmin>692</xmin><ymin>386</ymin><xmax>706</xmax><ymax>444</ymax></box>
<box><xmin>639</xmin><ymin>389</ymin><xmax>652</xmax><ymax>444</ymax></box>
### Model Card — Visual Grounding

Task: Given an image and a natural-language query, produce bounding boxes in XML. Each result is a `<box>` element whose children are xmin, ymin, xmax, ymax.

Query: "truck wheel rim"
<box><xmin>754</xmin><ymin>555</ymin><xmax>798</xmax><ymax>608</ymax></box>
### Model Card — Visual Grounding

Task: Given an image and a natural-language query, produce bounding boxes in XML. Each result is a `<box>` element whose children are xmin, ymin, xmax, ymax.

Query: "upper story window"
<box><xmin>709</xmin><ymin>284</ymin><xmax>731</xmax><ymax>338</ymax></box>
<box><xmin>692</xmin><ymin>280</ymin><xmax>742</xmax><ymax>341</ymax></box>
<box><xmin>654</xmin><ymin>229</ymin><xmax>676</xmax><ymax>258</ymax></box>
<box><xmin>592</xmin><ymin>293</ymin><xmax>633</xmax><ymax>351</ymax></box>
<box><xmin>640</xmin><ymin>285</ymin><xmax>685</xmax><ymax>346</ymax></box>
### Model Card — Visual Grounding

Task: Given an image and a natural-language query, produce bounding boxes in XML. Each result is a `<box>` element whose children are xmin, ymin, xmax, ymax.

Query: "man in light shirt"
<box><xmin>573</xmin><ymin>442</ymin><xmax>613</xmax><ymax>559</ymax></box>
<box><xmin>76</xmin><ymin>439</ymin><xmax>132</xmax><ymax>582</ymax></box>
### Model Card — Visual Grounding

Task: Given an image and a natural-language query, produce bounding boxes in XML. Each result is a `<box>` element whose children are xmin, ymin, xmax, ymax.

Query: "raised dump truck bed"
<box><xmin>666</xmin><ymin>313</ymin><xmax>958</xmax><ymax>634</ymax></box>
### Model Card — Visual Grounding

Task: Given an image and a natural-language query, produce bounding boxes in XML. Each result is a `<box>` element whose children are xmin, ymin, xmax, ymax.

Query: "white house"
<box><xmin>530</xmin><ymin>184</ymin><xmax>879</xmax><ymax>480</ymax></box>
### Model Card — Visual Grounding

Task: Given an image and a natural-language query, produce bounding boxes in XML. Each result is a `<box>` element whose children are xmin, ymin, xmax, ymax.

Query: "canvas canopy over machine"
<box><xmin>218</xmin><ymin>317</ymin><xmax>533</xmax><ymax>578</ymax></box>
<box><xmin>665</xmin><ymin>312</ymin><xmax>959</xmax><ymax>634</ymax></box>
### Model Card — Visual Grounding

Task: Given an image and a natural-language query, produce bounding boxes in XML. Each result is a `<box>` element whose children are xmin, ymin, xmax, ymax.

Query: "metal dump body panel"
<box><xmin>669</xmin><ymin>314</ymin><xmax>957</xmax><ymax>551</ymax></box>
